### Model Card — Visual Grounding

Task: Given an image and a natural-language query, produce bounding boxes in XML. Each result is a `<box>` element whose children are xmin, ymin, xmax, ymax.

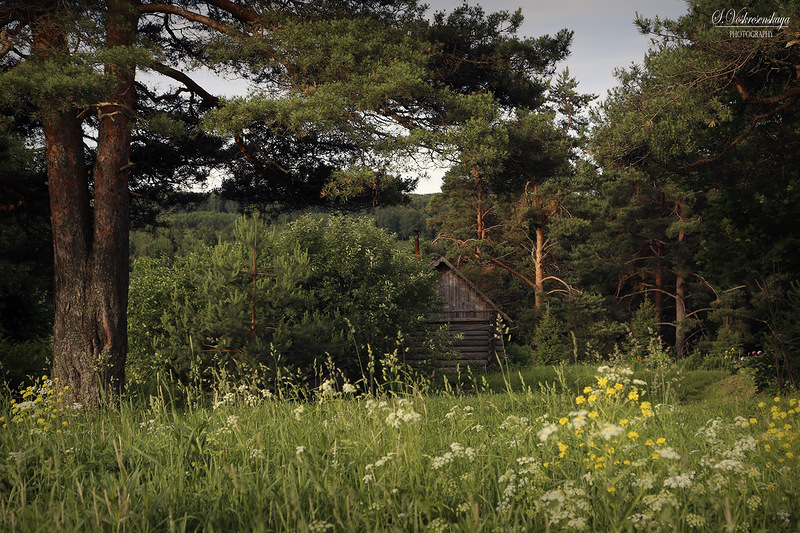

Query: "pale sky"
<box><xmin>413</xmin><ymin>0</ymin><xmax>690</xmax><ymax>193</ymax></box>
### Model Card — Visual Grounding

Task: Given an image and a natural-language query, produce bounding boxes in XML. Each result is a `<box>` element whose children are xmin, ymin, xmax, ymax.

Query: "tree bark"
<box><xmin>674</xmin><ymin>227</ymin><xmax>687</xmax><ymax>358</ymax></box>
<box><xmin>48</xmin><ymin>0</ymin><xmax>139</xmax><ymax>405</ymax></box>
<box><xmin>533</xmin><ymin>224</ymin><xmax>545</xmax><ymax>314</ymax></box>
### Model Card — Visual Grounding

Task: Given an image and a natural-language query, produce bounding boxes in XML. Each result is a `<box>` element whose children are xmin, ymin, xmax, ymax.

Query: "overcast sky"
<box><xmin>412</xmin><ymin>0</ymin><xmax>690</xmax><ymax>192</ymax></box>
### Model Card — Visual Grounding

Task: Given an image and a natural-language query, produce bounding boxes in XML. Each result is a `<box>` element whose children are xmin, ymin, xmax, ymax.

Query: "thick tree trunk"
<box><xmin>48</xmin><ymin>0</ymin><xmax>138</xmax><ymax>405</ymax></box>
<box><xmin>46</xmin><ymin>109</ymin><xmax>97</xmax><ymax>403</ymax></box>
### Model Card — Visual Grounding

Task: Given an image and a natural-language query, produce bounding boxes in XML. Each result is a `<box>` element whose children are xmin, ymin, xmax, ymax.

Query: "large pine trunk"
<box><xmin>48</xmin><ymin>0</ymin><xmax>138</xmax><ymax>405</ymax></box>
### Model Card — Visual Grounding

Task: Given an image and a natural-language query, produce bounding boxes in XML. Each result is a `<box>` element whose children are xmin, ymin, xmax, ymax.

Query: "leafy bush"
<box><xmin>128</xmin><ymin>214</ymin><xmax>438</xmax><ymax>386</ymax></box>
<box><xmin>273</xmin><ymin>215</ymin><xmax>437</xmax><ymax>356</ymax></box>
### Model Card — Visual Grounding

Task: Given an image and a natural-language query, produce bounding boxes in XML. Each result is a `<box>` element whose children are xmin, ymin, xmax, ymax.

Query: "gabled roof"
<box><xmin>432</xmin><ymin>257</ymin><xmax>510</xmax><ymax>321</ymax></box>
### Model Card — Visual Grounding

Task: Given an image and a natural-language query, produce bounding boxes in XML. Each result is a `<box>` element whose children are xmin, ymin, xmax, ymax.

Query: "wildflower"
<box><xmin>559</xmin><ymin>417</ymin><xmax>569</xmax><ymax>426</ymax></box>
<box><xmin>557</xmin><ymin>442</ymin><xmax>569</xmax><ymax>458</ymax></box>
<box><xmin>587</xmin><ymin>410</ymin><xmax>599</xmax><ymax>419</ymax></box>
<box><xmin>293</xmin><ymin>405</ymin><xmax>305</xmax><ymax>420</ymax></box>
<box><xmin>627</xmin><ymin>390</ymin><xmax>639</xmax><ymax>402</ymax></box>
<box><xmin>575</xmin><ymin>395</ymin><xmax>586</xmax><ymax>405</ymax></box>
<box><xmin>597</xmin><ymin>377</ymin><xmax>609</xmax><ymax>387</ymax></box>
<box><xmin>747</xmin><ymin>495</ymin><xmax>762</xmax><ymax>510</ymax></box>
<box><xmin>342</xmin><ymin>383</ymin><xmax>356</xmax><ymax>394</ymax></box>
<box><xmin>538</xmin><ymin>423</ymin><xmax>559</xmax><ymax>442</ymax></box>
<box><xmin>656</xmin><ymin>437</ymin><xmax>666</xmax><ymax>445</ymax></box>
<box><xmin>598</xmin><ymin>423</ymin><xmax>624</xmax><ymax>440</ymax></box>
<box><xmin>308</xmin><ymin>520</ymin><xmax>334</xmax><ymax>532</ymax></box>
<box><xmin>758</xmin><ymin>401</ymin><xmax>767</xmax><ymax>408</ymax></box>
<box><xmin>583</xmin><ymin>386</ymin><xmax>593</xmax><ymax>394</ymax></box>
<box><xmin>587</xmin><ymin>394</ymin><xmax>598</xmax><ymax>404</ymax></box>
<box><xmin>628</xmin><ymin>431</ymin><xmax>639</xmax><ymax>440</ymax></box>
<box><xmin>655</xmin><ymin>447</ymin><xmax>681</xmax><ymax>460</ymax></box>
<box><xmin>295</xmin><ymin>445</ymin><xmax>305</xmax><ymax>455</ymax></box>
<box><xmin>250</xmin><ymin>449</ymin><xmax>264</xmax><ymax>460</ymax></box>
<box><xmin>686</xmin><ymin>514</ymin><xmax>706</xmax><ymax>528</ymax></box>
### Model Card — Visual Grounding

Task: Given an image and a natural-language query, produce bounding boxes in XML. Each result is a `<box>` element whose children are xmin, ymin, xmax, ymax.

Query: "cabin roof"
<box><xmin>432</xmin><ymin>257</ymin><xmax>510</xmax><ymax>322</ymax></box>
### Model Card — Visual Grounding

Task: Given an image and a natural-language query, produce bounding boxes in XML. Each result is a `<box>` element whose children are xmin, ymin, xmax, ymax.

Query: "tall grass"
<box><xmin>0</xmin><ymin>366</ymin><xmax>798</xmax><ymax>532</ymax></box>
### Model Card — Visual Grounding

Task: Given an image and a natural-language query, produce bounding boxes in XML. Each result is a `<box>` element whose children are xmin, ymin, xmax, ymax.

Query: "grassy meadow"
<box><xmin>0</xmin><ymin>364</ymin><xmax>798</xmax><ymax>532</ymax></box>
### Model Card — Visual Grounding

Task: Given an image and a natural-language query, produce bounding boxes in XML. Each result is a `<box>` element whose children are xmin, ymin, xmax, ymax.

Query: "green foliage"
<box><xmin>128</xmin><ymin>217</ymin><xmax>337</xmax><ymax>385</ymax></box>
<box><xmin>1</xmin><ymin>365</ymin><xmax>797</xmax><ymax>531</ymax></box>
<box><xmin>273</xmin><ymin>215</ymin><xmax>438</xmax><ymax>356</ymax></box>
<box><xmin>532</xmin><ymin>307</ymin><xmax>571</xmax><ymax>365</ymax></box>
<box><xmin>128</xmin><ymin>214</ymin><xmax>437</xmax><ymax>387</ymax></box>
<box><xmin>0</xmin><ymin>337</ymin><xmax>50</xmax><ymax>391</ymax></box>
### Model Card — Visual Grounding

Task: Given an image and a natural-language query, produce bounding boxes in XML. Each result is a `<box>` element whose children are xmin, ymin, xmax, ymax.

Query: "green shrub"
<box><xmin>0</xmin><ymin>337</ymin><xmax>51</xmax><ymax>390</ymax></box>
<box><xmin>128</xmin><ymin>214</ymin><xmax>438</xmax><ymax>387</ymax></box>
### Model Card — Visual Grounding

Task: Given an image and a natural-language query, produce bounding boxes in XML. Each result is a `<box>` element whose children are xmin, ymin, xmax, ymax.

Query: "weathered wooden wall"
<box><xmin>409</xmin><ymin>258</ymin><xmax>506</xmax><ymax>372</ymax></box>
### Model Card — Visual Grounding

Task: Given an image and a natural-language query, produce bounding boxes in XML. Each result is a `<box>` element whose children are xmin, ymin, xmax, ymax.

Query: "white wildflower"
<box><xmin>295</xmin><ymin>445</ymin><xmax>305</xmax><ymax>455</ymax></box>
<box><xmin>713</xmin><ymin>459</ymin><xmax>744</xmax><ymax>472</ymax></box>
<box><xmin>8</xmin><ymin>451</ymin><xmax>24</xmax><ymax>462</ymax></box>
<box><xmin>250</xmin><ymin>449</ymin><xmax>264</xmax><ymax>460</ymax></box>
<box><xmin>293</xmin><ymin>405</ymin><xmax>305</xmax><ymax>420</ymax></box>
<box><xmin>431</xmin><ymin>452</ymin><xmax>454</xmax><ymax>469</ymax></box>
<box><xmin>307</xmin><ymin>520</ymin><xmax>334</xmax><ymax>532</ymax></box>
<box><xmin>539</xmin><ymin>489</ymin><xmax>566</xmax><ymax>504</ymax></box>
<box><xmin>663</xmin><ymin>471</ymin><xmax>694</xmax><ymax>489</ymax></box>
<box><xmin>537</xmin><ymin>423</ymin><xmax>559</xmax><ymax>442</ymax></box>
<box><xmin>226</xmin><ymin>415</ymin><xmax>239</xmax><ymax>429</ymax></box>
<box><xmin>655</xmin><ymin>446</ymin><xmax>681</xmax><ymax>460</ymax></box>
<box><xmin>598</xmin><ymin>423</ymin><xmax>624</xmax><ymax>441</ymax></box>
<box><xmin>342</xmin><ymin>383</ymin><xmax>356</xmax><ymax>394</ymax></box>
<box><xmin>320</xmin><ymin>379</ymin><xmax>335</xmax><ymax>396</ymax></box>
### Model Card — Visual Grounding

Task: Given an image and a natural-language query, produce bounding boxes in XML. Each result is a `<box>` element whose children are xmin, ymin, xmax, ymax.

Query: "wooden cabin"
<box><xmin>418</xmin><ymin>257</ymin><xmax>508</xmax><ymax>372</ymax></box>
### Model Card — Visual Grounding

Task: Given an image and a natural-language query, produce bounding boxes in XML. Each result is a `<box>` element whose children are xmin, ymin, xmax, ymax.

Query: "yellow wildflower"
<box><xmin>559</xmin><ymin>417</ymin><xmax>569</xmax><ymax>426</ymax></box>
<box><xmin>656</xmin><ymin>437</ymin><xmax>666</xmax><ymax>445</ymax></box>
<box><xmin>588</xmin><ymin>411</ymin><xmax>599</xmax><ymax>419</ymax></box>
<box><xmin>598</xmin><ymin>377</ymin><xmax>609</xmax><ymax>387</ymax></box>
<box><xmin>628</xmin><ymin>431</ymin><xmax>639</xmax><ymax>440</ymax></box>
<box><xmin>628</xmin><ymin>390</ymin><xmax>639</xmax><ymax>402</ymax></box>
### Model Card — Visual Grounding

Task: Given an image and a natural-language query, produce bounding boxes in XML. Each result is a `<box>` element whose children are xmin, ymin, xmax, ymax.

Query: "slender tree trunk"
<box><xmin>49</xmin><ymin>0</ymin><xmax>139</xmax><ymax>405</ymax></box>
<box><xmin>653</xmin><ymin>240</ymin><xmax>664</xmax><ymax>323</ymax></box>
<box><xmin>674</xmin><ymin>228</ymin><xmax>687</xmax><ymax>358</ymax></box>
<box><xmin>533</xmin><ymin>224</ymin><xmax>545</xmax><ymax>314</ymax></box>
